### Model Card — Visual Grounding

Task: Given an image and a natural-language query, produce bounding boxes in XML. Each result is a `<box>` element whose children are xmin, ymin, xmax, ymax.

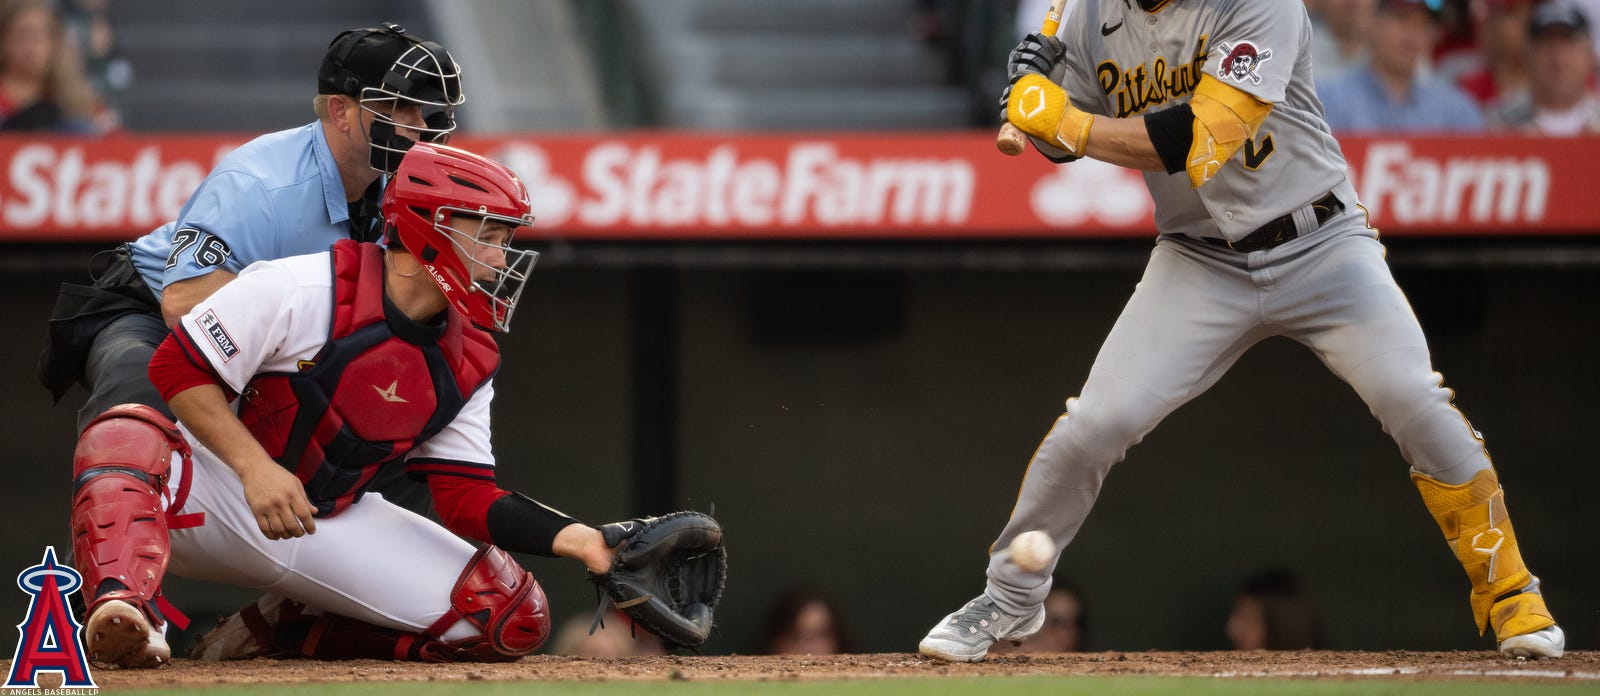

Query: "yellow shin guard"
<box><xmin>1411</xmin><ymin>469</ymin><xmax>1555</xmax><ymax>639</ymax></box>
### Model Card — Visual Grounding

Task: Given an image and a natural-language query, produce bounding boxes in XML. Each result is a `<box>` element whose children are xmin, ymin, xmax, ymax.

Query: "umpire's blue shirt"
<box><xmin>128</xmin><ymin>122</ymin><xmax>375</xmax><ymax>302</ymax></box>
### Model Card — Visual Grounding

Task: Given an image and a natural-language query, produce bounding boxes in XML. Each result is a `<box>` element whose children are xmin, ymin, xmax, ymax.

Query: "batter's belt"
<box><xmin>1201</xmin><ymin>191</ymin><xmax>1345</xmax><ymax>253</ymax></box>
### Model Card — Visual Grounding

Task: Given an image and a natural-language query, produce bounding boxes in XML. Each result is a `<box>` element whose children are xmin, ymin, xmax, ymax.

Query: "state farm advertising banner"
<box><xmin>0</xmin><ymin>132</ymin><xmax>1595</xmax><ymax>241</ymax></box>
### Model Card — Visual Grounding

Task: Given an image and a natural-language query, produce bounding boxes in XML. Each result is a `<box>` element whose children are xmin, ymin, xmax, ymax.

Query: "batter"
<box><xmin>919</xmin><ymin>0</ymin><xmax>1564</xmax><ymax>661</ymax></box>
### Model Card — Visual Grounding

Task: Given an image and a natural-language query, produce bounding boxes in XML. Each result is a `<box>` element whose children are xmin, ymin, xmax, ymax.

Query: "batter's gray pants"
<box><xmin>984</xmin><ymin>220</ymin><xmax>1493</xmax><ymax>615</ymax></box>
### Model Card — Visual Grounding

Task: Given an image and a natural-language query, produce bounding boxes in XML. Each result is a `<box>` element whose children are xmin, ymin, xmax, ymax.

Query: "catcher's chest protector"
<box><xmin>238</xmin><ymin>240</ymin><xmax>498</xmax><ymax>516</ymax></box>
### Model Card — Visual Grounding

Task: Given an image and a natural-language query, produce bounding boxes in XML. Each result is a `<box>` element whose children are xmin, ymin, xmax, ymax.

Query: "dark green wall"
<box><xmin>4</xmin><ymin>251</ymin><xmax>1594</xmax><ymax>656</ymax></box>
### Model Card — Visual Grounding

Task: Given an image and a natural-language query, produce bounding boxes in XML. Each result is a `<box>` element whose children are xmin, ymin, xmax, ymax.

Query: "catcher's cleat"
<box><xmin>918</xmin><ymin>594</ymin><xmax>1045</xmax><ymax>663</ymax></box>
<box><xmin>190</xmin><ymin>593</ymin><xmax>305</xmax><ymax>660</ymax></box>
<box><xmin>86</xmin><ymin>599</ymin><xmax>170</xmax><ymax>669</ymax></box>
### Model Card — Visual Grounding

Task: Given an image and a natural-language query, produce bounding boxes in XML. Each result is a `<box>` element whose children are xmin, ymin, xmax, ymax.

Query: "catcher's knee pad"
<box><xmin>253</xmin><ymin>548</ymin><xmax>549</xmax><ymax>663</ymax></box>
<box><xmin>70</xmin><ymin>404</ymin><xmax>190</xmax><ymax>629</ymax></box>
<box><xmin>1412</xmin><ymin>468</ymin><xmax>1556</xmax><ymax>639</ymax></box>
<box><xmin>421</xmin><ymin>545</ymin><xmax>550</xmax><ymax>661</ymax></box>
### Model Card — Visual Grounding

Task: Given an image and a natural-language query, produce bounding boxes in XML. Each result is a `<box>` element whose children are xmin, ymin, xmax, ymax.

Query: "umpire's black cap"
<box><xmin>318</xmin><ymin>22</ymin><xmax>455</xmax><ymax>98</ymax></box>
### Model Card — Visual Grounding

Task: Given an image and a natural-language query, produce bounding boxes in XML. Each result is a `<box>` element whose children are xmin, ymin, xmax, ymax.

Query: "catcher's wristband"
<box><xmin>486</xmin><ymin>492</ymin><xmax>579</xmax><ymax>557</ymax></box>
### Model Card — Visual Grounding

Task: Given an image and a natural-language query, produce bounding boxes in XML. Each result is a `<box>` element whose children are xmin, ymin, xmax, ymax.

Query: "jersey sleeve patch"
<box><xmin>1215</xmin><ymin>41</ymin><xmax>1273</xmax><ymax>86</ymax></box>
<box><xmin>196</xmin><ymin>309</ymin><xmax>241</xmax><ymax>362</ymax></box>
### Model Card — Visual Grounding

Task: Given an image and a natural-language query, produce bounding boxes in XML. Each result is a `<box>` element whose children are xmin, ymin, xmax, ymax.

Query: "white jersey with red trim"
<box><xmin>159</xmin><ymin>249</ymin><xmax>494</xmax><ymax>642</ymax></box>
<box><xmin>173</xmin><ymin>250</ymin><xmax>495</xmax><ymax>474</ymax></box>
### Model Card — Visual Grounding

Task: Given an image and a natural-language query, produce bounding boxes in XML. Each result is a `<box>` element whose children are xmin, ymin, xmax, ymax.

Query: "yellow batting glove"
<box><xmin>1005</xmin><ymin>73</ymin><xmax>1094</xmax><ymax>157</ymax></box>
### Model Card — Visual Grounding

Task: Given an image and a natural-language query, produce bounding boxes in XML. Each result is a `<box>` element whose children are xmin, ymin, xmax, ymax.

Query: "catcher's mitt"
<box><xmin>588</xmin><ymin>511</ymin><xmax>726</xmax><ymax>649</ymax></box>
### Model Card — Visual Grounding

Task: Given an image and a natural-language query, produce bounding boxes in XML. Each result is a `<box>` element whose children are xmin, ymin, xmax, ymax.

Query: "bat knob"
<box><xmin>996</xmin><ymin>123</ymin><xmax>1027</xmax><ymax>156</ymax></box>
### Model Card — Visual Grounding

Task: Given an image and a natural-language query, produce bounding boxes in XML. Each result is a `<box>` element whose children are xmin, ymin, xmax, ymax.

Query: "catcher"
<box><xmin>68</xmin><ymin>142</ymin><xmax>725</xmax><ymax>668</ymax></box>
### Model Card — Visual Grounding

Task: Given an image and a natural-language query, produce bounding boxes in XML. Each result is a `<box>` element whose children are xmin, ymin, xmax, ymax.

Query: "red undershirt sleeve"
<box><xmin>148</xmin><ymin>328</ymin><xmax>232</xmax><ymax>402</ymax></box>
<box><xmin>425</xmin><ymin>472</ymin><xmax>510</xmax><ymax>544</ymax></box>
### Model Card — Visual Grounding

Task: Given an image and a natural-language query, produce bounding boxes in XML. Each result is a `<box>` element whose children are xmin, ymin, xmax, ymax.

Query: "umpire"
<box><xmin>40</xmin><ymin>23</ymin><xmax>464</xmax><ymax>511</ymax></box>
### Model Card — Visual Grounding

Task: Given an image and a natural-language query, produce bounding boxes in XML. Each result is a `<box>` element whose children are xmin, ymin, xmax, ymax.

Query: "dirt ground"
<box><xmin>18</xmin><ymin>650</ymin><xmax>1597</xmax><ymax>689</ymax></box>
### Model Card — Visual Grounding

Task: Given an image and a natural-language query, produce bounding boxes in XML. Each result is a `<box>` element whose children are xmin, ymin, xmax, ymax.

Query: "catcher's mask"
<box><xmin>319</xmin><ymin>23</ymin><xmax>465</xmax><ymax>174</ymax></box>
<box><xmin>382</xmin><ymin>142</ymin><xmax>538</xmax><ymax>333</ymax></box>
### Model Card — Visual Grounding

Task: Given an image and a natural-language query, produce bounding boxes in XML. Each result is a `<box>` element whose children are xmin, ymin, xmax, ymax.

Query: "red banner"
<box><xmin>0</xmin><ymin>132</ymin><xmax>1595</xmax><ymax>241</ymax></box>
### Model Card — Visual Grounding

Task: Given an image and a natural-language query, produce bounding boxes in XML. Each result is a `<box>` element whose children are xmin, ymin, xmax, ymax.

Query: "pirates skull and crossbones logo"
<box><xmin>1217</xmin><ymin>41</ymin><xmax>1272</xmax><ymax>85</ymax></box>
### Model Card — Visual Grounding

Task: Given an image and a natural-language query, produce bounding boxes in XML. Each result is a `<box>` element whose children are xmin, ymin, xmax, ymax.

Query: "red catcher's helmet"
<box><xmin>382</xmin><ymin>142</ymin><xmax>538</xmax><ymax>332</ymax></box>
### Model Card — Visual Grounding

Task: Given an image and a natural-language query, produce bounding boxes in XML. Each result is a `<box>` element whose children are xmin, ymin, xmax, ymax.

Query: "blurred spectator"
<box><xmin>988</xmin><ymin>582</ymin><xmax>1088</xmax><ymax>654</ymax></box>
<box><xmin>755</xmin><ymin>586</ymin><xmax>855</xmax><ymax>655</ymax></box>
<box><xmin>1226</xmin><ymin>570</ymin><xmax>1324</xmax><ymax>651</ymax></box>
<box><xmin>59</xmin><ymin>0</ymin><xmax>130</xmax><ymax>132</ymax></box>
<box><xmin>1317</xmin><ymin>0</ymin><xmax>1485</xmax><ymax>132</ymax></box>
<box><xmin>1309</xmin><ymin>0</ymin><xmax>1379</xmax><ymax>79</ymax></box>
<box><xmin>1431</xmin><ymin>0</ymin><xmax>1485</xmax><ymax>81</ymax></box>
<box><xmin>0</xmin><ymin>0</ymin><xmax>98</xmax><ymax>133</ymax></box>
<box><xmin>1573</xmin><ymin>0</ymin><xmax>1600</xmax><ymax>55</ymax></box>
<box><xmin>548</xmin><ymin>611</ymin><xmax>667</xmax><ymax>658</ymax></box>
<box><xmin>1488</xmin><ymin>0</ymin><xmax>1600</xmax><ymax>132</ymax></box>
<box><xmin>1456</xmin><ymin>0</ymin><xmax>1539</xmax><ymax>108</ymax></box>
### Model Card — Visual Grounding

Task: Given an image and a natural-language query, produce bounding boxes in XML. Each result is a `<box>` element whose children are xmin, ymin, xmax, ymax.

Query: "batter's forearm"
<box><xmin>1084</xmin><ymin>116</ymin><xmax>1166</xmax><ymax>172</ymax></box>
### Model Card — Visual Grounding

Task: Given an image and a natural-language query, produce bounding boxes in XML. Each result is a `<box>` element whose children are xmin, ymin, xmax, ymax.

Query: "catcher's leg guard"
<box><xmin>70</xmin><ymin>404</ymin><xmax>193</xmax><ymax>667</ymax></box>
<box><xmin>250</xmin><ymin>546</ymin><xmax>549</xmax><ymax>662</ymax></box>
<box><xmin>1412</xmin><ymin>468</ymin><xmax>1557</xmax><ymax>642</ymax></box>
<box><xmin>418</xmin><ymin>544</ymin><xmax>551</xmax><ymax>661</ymax></box>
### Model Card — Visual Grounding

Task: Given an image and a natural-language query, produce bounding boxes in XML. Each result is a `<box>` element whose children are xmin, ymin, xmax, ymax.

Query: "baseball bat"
<box><xmin>997</xmin><ymin>0</ymin><xmax>1071</xmax><ymax>156</ymax></box>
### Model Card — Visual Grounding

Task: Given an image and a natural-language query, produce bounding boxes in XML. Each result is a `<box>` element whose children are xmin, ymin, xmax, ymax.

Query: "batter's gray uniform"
<box><xmin>984</xmin><ymin>0</ymin><xmax>1497</xmax><ymax>614</ymax></box>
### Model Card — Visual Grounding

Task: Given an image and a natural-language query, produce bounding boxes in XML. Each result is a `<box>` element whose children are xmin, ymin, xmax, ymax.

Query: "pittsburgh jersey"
<box><xmin>173</xmin><ymin>251</ymin><xmax>495</xmax><ymax>474</ymax></box>
<box><xmin>128</xmin><ymin>123</ymin><xmax>381</xmax><ymax>301</ymax></box>
<box><xmin>1057</xmin><ymin>0</ymin><xmax>1353</xmax><ymax>241</ymax></box>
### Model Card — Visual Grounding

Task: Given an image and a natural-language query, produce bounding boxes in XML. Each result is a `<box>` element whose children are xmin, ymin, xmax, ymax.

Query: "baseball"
<box><xmin>1008</xmin><ymin>530</ymin><xmax>1055</xmax><ymax>573</ymax></box>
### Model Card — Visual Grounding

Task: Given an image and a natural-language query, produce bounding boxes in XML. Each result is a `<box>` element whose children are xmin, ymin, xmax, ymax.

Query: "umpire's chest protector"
<box><xmin>238</xmin><ymin>239</ymin><xmax>499</xmax><ymax>516</ymax></box>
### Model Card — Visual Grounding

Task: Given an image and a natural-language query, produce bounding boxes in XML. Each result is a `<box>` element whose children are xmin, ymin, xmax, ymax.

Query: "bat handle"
<box><xmin>996</xmin><ymin>0</ymin><xmax>1068</xmax><ymax>156</ymax></box>
<box><xmin>996</xmin><ymin>122</ymin><xmax>1027</xmax><ymax>156</ymax></box>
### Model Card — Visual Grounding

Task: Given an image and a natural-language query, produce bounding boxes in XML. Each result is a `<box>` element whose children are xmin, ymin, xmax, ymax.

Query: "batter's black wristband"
<box><xmin>1144</xmin><ymin>103</ymin><xmax>1196</xmax><ymax>176</ymax></box>
<box><xmin>486</xmin><ymin>492</ymin><xmax>581</xmax><ymax>557</ymax></box>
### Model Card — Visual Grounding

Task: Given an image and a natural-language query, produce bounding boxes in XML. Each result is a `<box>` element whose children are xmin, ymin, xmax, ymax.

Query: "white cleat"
<box><xmin>918</xmin><ymin>594</ymin><xmax>1045</xmax><ymax>663</ymax></box>
<box><xmin>86</xmin><ymin>599</ymin><xmax>169</xmax><ymax>669</ymax></box>
<box><xmin>1498</xmin><ymin>624</ymin><xmax>1565</xmax><ymax>660</ymax></box>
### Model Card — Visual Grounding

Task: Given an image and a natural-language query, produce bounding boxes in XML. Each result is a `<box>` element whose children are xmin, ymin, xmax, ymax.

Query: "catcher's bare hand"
<box><xmin>553</xmin><ymin>523</ymin><xmax>617</xmax><ymax>573</ymax></box>
<box><xmin>238</xmin><ymin>459</ymin><xmax>317</xmax><ymax>540</ymax></box>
